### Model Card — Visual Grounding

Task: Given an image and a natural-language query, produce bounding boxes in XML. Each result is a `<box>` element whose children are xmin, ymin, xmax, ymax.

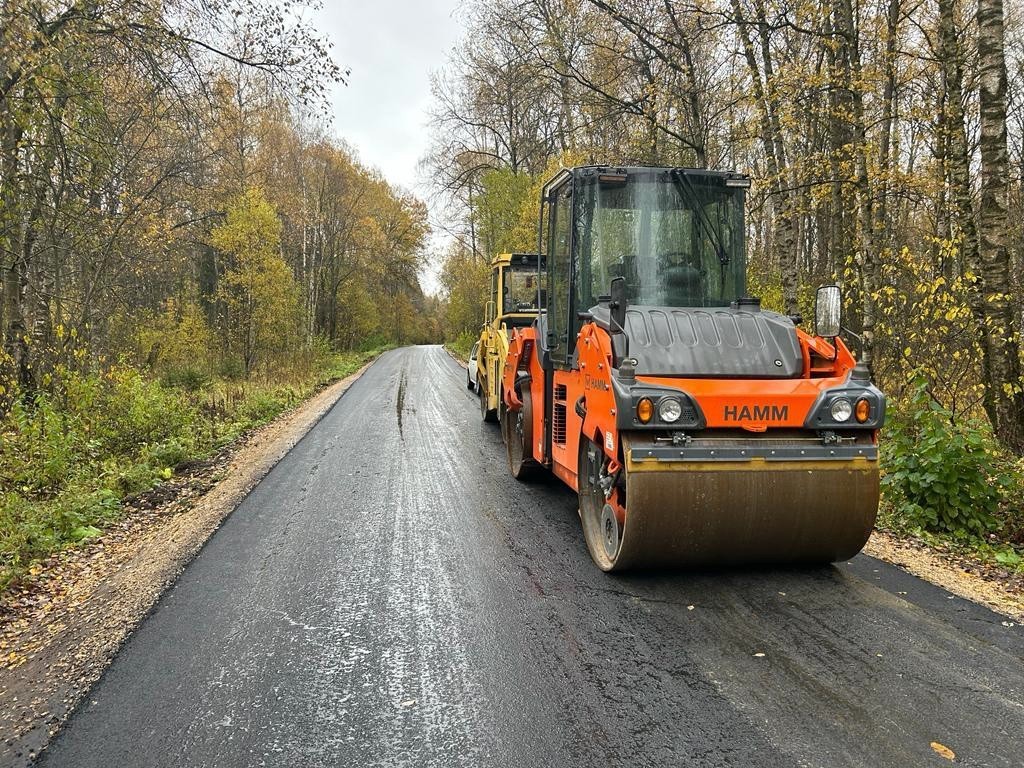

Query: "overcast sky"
<box><xmin>314</xmin><ymin>0</ymin><xmax>463</xmax><ymax>185</ymax></box>
<box><xmin>311</xmin><ymin>0</ymin><xmax>467</xmax><ymax>293</ymax></box>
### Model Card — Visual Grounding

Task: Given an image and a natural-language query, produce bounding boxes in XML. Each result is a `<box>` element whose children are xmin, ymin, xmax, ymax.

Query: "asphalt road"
<box><xmin>38</xmin><ymin>346</ymin><xmax>1024</xmax><ymax>768</ymax></box>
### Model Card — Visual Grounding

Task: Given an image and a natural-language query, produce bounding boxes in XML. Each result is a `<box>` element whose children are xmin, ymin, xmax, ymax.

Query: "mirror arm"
<box><xmin>841</xmin><ymin>326</ymin><xmax>862</xmax><ymax>342</ymax></box>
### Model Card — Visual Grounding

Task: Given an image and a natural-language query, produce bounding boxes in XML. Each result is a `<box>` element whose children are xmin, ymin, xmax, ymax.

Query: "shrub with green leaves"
<box><xmin>882</xmin><ymin>379</ymin><xmax>1010</xmax><ymax>538</ymax></box>
<box><xmin>161</xmin><ymin>367</ymin><xmax>212</xmax><ymax>392</ymax></box>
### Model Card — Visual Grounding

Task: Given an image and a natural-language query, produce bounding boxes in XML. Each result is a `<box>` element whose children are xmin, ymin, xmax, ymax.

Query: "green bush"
<box><xmin>161</xmin><ymin>366</ymin><xmax>212</xmax><ymax>392</ymax></box>
<box><xmin>449</xmin><ymin>330</ymin><xmax>477</xmax><ymax>359</ymax></box>
<box><xmin>882</xmin><ymin>379</ymin><xmax>1010</xmax><ymax>538</ymax></box>
<box><xmin>356</xmin><ymin>334</ymin><xmax>389</xmax><ymax>353</ymax></box>
<box><xmin>89</xmin><ymin>367</ymin><xmax>199</xmax><ymax>455</ymax></box>
<box><xmin>0</xmin><ymin>488</ymin><xmax>117</xmax><ymax>577</ymax></box>
<box><xmin>237</xmin><ymin>390</ymin><xmax>291</xmax><ymax>424</ymax></box>
<box><xmin>217</xmin><ymin>357</ymin><xmax>246</xmax><ymax>381</ymax></box>
<box><xmin>146</xmin><ymin>438</ymin><xmax>191</xmax><ymax>470</ymax></box>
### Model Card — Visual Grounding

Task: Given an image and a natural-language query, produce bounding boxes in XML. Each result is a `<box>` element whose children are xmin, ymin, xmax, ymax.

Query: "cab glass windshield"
<box><xmin>574</xmin><ymin>172</ymin><xmax>745</xmax><ymax>309</ymax></box>
<box><xmin>503</xmin><ymin>266</ymin><xmax>545</xmax><ymax>313</ymax></box>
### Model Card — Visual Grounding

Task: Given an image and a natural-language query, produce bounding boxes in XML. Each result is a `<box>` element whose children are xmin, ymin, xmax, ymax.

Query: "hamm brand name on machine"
<box><xmin>723</xmin><ymin>404</ymin><xmax>788</xmax><ymax>422</ymax></box>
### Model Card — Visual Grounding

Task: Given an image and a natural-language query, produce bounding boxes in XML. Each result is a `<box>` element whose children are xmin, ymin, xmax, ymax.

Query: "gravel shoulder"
<box><xmin>0</xmin><ymin>360</ymin><xmax>377</xmax><ymax>766</ymax></box>
<box><xmin>864</xmin><ymin>530</ymin><xmax>1024</xmax><ymax>623</ymax></box>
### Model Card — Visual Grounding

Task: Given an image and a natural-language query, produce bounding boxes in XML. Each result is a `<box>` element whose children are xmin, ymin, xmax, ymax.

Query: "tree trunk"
<box><xmin>977</xmin><ymin>0</ymin><xmax>1024</xmax><ymax>451</ymax></box>
<box><xmin>833</xmin><ymin>0</ymin><xmax>878</xmax><ymax>368</ymax></box>
<box><xmin>939</xmin><ymin>0</ymin><xmax>996</xmax><ymax>421</ymax></box>
<box><xmin>1</xmin><ymin>101</ymin><xmax>30</xmax><ymax>388</ymax></box>
<box><xmin>731</xmin><ymin>0</ymin><xmax>798</xmax><ymax>315</ymax></box>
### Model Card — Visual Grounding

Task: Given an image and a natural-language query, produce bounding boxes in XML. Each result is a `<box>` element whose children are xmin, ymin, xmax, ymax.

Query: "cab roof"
<box><xmin>491</xmin><ymin>252</ymin><xmax>543</xmax><ymax>268</ymax></box>
<box><xmin>542</xmin><ymin>165</ymin><xmax>751</xmax><ymax>197</ymax></box>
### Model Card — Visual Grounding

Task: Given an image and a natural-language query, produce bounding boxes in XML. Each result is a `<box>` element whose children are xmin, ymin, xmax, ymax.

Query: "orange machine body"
<box><xmin>503</xmin><ymin>319</ymin><xmax>871</xmax><ymax>495</ymax></box>
<box><xmin>495</xmin><ymin>165</ymin><xmax>883</xmax><ymax>570</ymax></box>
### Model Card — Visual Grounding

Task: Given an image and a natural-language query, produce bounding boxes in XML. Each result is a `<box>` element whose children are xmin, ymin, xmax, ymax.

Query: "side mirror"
<box><xmin>815</xmin><ymin>285</ymin><xmax>842</xmax><ymax>338</ymax></box>
<box><xmin>485</xmin><ymin>300</ymin><xmax>495</xmax><ymax>324</ymax></box>
<box><xmin>609</xmin><ymin>276</ymin><xmax>628</xmax><ymax>332</ymax></box>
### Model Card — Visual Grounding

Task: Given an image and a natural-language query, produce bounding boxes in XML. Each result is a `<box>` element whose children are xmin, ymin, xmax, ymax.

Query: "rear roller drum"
<box><xmin>503</xmin><ymin>390</ymin><xmax>536</xmax><ymax>479</ymax></box>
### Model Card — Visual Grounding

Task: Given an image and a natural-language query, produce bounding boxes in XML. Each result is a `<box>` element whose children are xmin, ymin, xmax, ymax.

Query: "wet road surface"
<box><xmin>39</xmin><ymin>346</ymin><xmax>1024</xmax><ymax>767</ymax></box>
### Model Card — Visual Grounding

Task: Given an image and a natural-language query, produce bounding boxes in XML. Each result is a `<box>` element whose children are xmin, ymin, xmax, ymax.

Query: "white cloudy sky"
<box><xmin>311</xmin><ymin>1</ymin><xmax>467</xmax><ymax>291</ymax></box>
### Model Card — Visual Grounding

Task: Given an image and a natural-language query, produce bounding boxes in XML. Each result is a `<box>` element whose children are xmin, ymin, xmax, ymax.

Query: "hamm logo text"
<box><xmin>723</xmin><ymin>404</ymin><xmax>788</xmax><ymax>422</ymax></box>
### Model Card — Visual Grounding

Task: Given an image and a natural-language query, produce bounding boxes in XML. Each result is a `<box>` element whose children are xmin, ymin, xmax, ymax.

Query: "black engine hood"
<box><xmin>588</xmin><ymin>304</ymin><xmax>803</xmax><ymax>378</ymax></box>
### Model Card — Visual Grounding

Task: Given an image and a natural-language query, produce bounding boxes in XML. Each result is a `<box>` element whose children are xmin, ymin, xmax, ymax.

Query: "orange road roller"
<box><xmin>500</xmin><ymin>166</ymin><xmax>885</xmax><ymax>571</ymax></box>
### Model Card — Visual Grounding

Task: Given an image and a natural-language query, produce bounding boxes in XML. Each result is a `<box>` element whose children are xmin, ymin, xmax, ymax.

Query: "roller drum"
<box><xmin>585</xmin><ymin>435</ymin><xmax>879</xmax><ymax>571</ymax></box>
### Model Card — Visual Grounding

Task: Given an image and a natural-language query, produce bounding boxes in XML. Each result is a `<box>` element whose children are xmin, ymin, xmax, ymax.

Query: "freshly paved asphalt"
<box><xmin>38</xmin><ymin>346</ymin><xmax>1024</xmax><ymax>767</ymax></box>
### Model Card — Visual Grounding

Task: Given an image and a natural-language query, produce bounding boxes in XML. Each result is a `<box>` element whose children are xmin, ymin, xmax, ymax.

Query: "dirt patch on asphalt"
<box><xmin>865</xmin><ymin>530</ymin><xmax>1024</xmax><ymax>623</ymax></box>
<box><xmin>0</xmin><ymin>360</ymin><xmax>377</xmax><ymax>766</ymax></box>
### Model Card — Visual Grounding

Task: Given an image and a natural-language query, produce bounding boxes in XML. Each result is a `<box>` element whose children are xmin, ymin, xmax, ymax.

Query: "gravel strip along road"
<box><xmin>37</xmin><ymin>346</ymin><xmax>1024</xmax><ymax>768</ymax></box>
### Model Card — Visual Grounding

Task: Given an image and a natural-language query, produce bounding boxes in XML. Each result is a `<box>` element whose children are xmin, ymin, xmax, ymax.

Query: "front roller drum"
<box><xmin>578</xmin><ymin>435</ymin><xmax>879</xmax><ymax>571</ymax></box>
<box><xmin>480</xmin><ymin>382</ymin><xmax>498</xmax><ymax>423</ymax></box>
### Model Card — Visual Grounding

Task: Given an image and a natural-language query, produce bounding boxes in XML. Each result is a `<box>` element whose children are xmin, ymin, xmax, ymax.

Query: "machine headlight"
<box><xmin>658</xmin><ymin>397</ymin><xmax>682</xmax><ymax>423</ymax></box>
<box><xmin>830</xmin><ymin>397</ymin><xmax>853</xmax><ymax>422</ymax></box>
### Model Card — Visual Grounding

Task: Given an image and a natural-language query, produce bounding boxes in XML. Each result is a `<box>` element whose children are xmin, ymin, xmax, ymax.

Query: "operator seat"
<box><xmin>661</xmin><ymin>265</ymin><xmax>703</xmax><ymax>307</ymax></box>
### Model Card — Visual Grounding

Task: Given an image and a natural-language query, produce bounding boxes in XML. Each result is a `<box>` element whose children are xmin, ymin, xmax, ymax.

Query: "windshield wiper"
<box><xmin>670</xmin><ymin>169</ymin><xmax>729</xmax><ymax>265</ymax></box>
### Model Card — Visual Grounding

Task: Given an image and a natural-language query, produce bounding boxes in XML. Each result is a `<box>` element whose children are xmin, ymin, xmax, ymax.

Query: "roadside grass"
<box><xmin>445</xmin><ymin>330</ymin><xmax>476</xmax><ymax>362</ymax></box>
<box><xmin>0</xmin><ymin>346</ymin><xmax>389</xmax><ymax>590</ymax></box>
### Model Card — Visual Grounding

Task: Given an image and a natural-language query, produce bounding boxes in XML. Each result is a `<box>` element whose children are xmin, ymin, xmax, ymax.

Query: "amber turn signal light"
<box><xmin>637</xmin><ymin>397</ymin><xmax>654</xmax><ymax>424</ymax></box>
<box><xmin>855</xmin><ymin>398</ymin><xmax>871</xmax><ymax>423</ymax></box>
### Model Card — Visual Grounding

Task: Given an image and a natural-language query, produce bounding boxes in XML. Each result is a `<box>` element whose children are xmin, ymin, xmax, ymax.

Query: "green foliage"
<box><xmin>161</xmin><ymin>367</ymin><xmax>212</xmax><ymax>392</ymax></box>
<box><xmin>212</xmin><ymin>188</ymin><xmax>304</xmax><ymax>378</ymax></box>
<box><xmin>474</xmin><ymin>168</ymin><xmax>536</xmax><ymax>255</ymax></box>
<box><xmin>448</xmin><ymin>330</ymin><xmax>477</xmax><ymax>359</ymax></box>
<box><xmin>235</xmin><ymin>390</ymin><xmax>295</xmax><ymax>426</ymax></box>
<box><xmin>140</xmin><ymin>300</ymin><xmax>216</xmax><ymax>379</ymax></box>
<box><xmin>871</xmin><ymin>243</ymin><xmax>985</xmax><ymax>417</ymax></box>
<box><xmin>995</xmin><ymin>548</ymin><xmax>1023</xmax><ymax>567</ymax></box>
<box><xmin>439</xmin><ymin>244</ymin><xmax>490</xmax><ymax>340</ymax></box>
<box><xmin>882</xmin><ymin>378</ymin><xmax>1011</xmax><ymax>538</ymax></box>
<box><xmin>333</xmin><ymin>278</ymin><xmax>383</xmax><ymax>350</ymax></box>
<box><xmin>0</xmin><ymin>346</ymin><xmax>388</xmax><ymax>589</ymax></box>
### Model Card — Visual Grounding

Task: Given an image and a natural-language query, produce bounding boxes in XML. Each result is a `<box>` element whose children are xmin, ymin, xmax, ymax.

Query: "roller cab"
<box><xmin>502</xmin><ymin>166</ymin><xmax>885</xmax><ymax>571</ymax></box>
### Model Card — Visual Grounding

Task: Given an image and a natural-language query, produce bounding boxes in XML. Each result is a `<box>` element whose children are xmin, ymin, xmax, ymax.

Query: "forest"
<box><xmin>0</xmin><ymin>0</ymin><xmax>437</xmax><ymax>586</ymax></box>
<box><xmin>428</xmin><ymin>0</ymin><xmax>1024</xmax><ymax>562</ymax></box>
<box><xmin>4</xmin><ymin>0</ymin><xmax>1024</xmax><ymax>589</ymax></box>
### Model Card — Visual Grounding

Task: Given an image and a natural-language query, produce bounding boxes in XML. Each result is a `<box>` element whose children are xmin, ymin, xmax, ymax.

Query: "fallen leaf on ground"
<box><xmin>930</xmin><ymin>741</ymin><xmax>955</xmax><ymax>761</ymax></box>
